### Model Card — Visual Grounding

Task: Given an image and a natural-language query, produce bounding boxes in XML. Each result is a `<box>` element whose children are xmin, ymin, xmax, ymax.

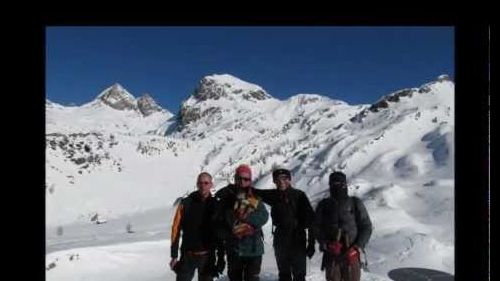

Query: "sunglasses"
<box><xmin>198</xmin><ymin>181</ymin><xmax>211</xmax><ymax>185</ymax></box>
<box><xmin>236</xmin><ymin>177</ymin><xmax>252</xmax><ymax>182</ymax></box>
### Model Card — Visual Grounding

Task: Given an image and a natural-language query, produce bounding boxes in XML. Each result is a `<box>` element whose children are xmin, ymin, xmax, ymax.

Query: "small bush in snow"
<box><xmin>126</xmin><ymin>223</ymin><xmax>134</xmax><ymax>233</ymax></box>
<box><xmin>46</xmin><ymin>262</ymin><xmax>57</xmax><ymax>271</ymax></box>
<box><xmin>56</xmin><ymin>226</ymin><xmax>63</xmax><ymax>236</ymax></box>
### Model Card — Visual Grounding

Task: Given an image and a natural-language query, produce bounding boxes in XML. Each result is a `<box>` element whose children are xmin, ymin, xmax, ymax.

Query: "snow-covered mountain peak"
<box><xmin>97</xmin><ymin>83</ymin><xmax>138</xmax><ymax>111</ymax></box>
<box><xmin>47</xmin><ymin>84</ymin><xmax>173</xmax><ymax>135</ymax></box>
<box><xmin>137</xmin><ymin>94</ymin><xmax>163</xmax><ymax>116</ymax></box>
<box><xmin>190</xmin><ymin>74</ymin><xmax>272</xmax><ymax>103</ymax></box>
<box><xmin>287</xmin><ymin>93</ymin><xmax>348</xmax><ymax>107</ymax></box>
<box><xmin>46</xmin><ymin>75</ymin><xmax>455</xmax><ymax>279</ymax></box>
<box><xmin>46</xmin><ymin>99</ymin><xmax>72</xmax><ymax>110</ymax></box>
<box><xmin>177</xmin><ymin>74</ymin><xmax>276</xmax><ymax>128</ymax></box>
<box><xmin>437</xmin><ymin>74</ymin><xmax>452</xmax><ymax>82</ymax></box>
<box><xmin>417</xmin><ymin>74</ymin><xmax>454</xmax><ymax>94</ymax></box>
<box><xmin>348</xmin><ymin>75</ymin><xmax>454</xmax><ymax>124</ymax></box>
<box><xmin>46</xmin><ymin>99</ymin><xmax>58</xmax><ymax>107</ymax></box>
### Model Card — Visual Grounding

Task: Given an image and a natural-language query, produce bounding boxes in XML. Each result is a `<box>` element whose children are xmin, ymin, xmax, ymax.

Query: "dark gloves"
<box><xmin>319</xmin><ymin>242</ymin><xmax>327</xmax><ymax>252</ymax></box>
<box><xmin>306</xmin><ymin>242</ymin><xmax>315</xmax><ymax>258</ymax></box>
<box><xmin>215</xmin><ymin>257</ymin><xmax>225</xmax><ymax>276</ymax></box>
<box><xmin>171</xmin><ymin>259</ymin><xmax>183</xmax><ymax>273</ymax></box>
<box><xmin>213</xmin><ymin>241</ymin><xmax>226</xmax><ymax>277</ymax></box>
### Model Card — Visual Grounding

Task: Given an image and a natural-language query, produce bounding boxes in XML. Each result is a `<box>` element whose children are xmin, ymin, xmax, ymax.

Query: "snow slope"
<box><xmin>46</xmin><ymin>239</ymin><xmax>393</xmax><ymax>281</ymax></box>
<box><xmin>46</xmin><ymin>74</ymin><xmax>454</xmax><ymax>280</ymax></box>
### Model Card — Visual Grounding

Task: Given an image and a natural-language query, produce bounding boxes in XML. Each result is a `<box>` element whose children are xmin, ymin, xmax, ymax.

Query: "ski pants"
<box><xmin>227</xmin><ymin>253</ymin><xmax>262</xmax><ymax>281</ymax></box>
<box><xmin>176</xmin><ymin>252</ymin><xmax>213</xmax><ymax>281</ymax></box>
<box><xmin>274</xmin><ymin>239</ymin><xmax>307</xmax><ymax>281</ymax></box>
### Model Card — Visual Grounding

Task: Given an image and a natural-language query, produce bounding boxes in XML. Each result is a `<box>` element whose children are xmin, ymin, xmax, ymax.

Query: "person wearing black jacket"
<box><xmin>314</xmin><ymin>171</ymin><xmax>372</xmax><ymax>281</ymax></box>
<box><xmin>170</xmin><ymin>172</ymin><xmax>221</xmax><ymax>281</ymax></box>
<box><xmin>253</xmin><ymin>168</ymin><xmax>316</xmax><ymax>281</ymax></box>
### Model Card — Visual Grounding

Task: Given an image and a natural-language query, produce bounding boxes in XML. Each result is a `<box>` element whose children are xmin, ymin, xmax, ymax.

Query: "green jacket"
<box><xmin>214</xmin><ymin>184</ymin><xmax>269</xmax><ymax>257</ymax></box>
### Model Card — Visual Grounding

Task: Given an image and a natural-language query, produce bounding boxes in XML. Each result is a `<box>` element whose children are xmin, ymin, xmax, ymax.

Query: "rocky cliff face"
<box><xmin>97</xmin><ymin>83</ymin><xmax>138</xmax><ymax>111</ymax></box>
<box><xmin>179</xmin><ymin>74</ymin><xmax>273</xmax><ymax>127</ymax></box>
<box><xmin>137</xmin><ymin>94</ymin><xmax>163</xmax><ymax>116</ymax></box>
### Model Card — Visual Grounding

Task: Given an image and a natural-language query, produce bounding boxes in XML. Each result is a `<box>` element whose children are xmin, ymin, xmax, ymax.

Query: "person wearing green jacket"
<box><xmin>213</xmin><ymin>164</ymin><xmax>269</xmax><ymax>281</ymax></box>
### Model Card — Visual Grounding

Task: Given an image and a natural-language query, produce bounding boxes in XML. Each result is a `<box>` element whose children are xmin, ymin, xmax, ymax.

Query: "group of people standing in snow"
<box><xmin>169</xmin><ymin>164</ymin><xmax>372</xmax><ymax>281</ymax></box>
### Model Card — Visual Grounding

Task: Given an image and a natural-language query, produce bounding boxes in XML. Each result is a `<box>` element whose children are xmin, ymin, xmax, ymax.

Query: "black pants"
<box><xmin>176</xmin><ymin>252</ymin><xmax>213</xmax><ymax>281</ymax></box>
<box><xmin>274</xmin><ymin>237</ymin><xmax>307</xmax><ymax>281</ymax></box>
<box><xmin>227</xmin><ymin>253</ymin><xmax>262</xmax><ymax>281</ymax></box>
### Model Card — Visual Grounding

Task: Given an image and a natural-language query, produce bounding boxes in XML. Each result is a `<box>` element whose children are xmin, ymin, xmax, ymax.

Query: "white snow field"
<box><xmin>46</xmin><ymin>74</ymin><xmax>454</xmax><ymax>280</ymax></box>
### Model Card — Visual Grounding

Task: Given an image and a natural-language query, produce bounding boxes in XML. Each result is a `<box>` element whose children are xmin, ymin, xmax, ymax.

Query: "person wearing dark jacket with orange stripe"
<box><xmin>170</xmin><ymin>172</ymin><xmax>221</xmax><ymax>281</ymax></box>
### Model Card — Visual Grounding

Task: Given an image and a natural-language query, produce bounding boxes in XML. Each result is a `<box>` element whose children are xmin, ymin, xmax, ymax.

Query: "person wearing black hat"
<box><xmin>252</xmin><ymin>168</ymin><xmax>316</xmax><ymax>281</ymax></box>
<box><xmin>314</xmin><ymin>171</ymin><xmax>372</xmax><ymax>281</ymax></box>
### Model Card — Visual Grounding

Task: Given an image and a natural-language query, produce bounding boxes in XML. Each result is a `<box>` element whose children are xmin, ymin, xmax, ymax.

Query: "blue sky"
<box><xmin>46</xmin><ymin>27</ymin><xmax>454</xmax><ymax>113</ymax></box>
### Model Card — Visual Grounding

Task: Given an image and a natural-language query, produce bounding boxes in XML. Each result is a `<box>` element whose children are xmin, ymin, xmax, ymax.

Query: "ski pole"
<box><xmin>307</xmin><ymin>254</ymin><xmax>311</xmax><ymax>276</ymax></box>
<box><xmin>361</xmin><ymin>247</ymin><xmax>369</xmax><ymax>272</ymax></box>
<box><xmin>345</xmin><ymin>233</ymin><xmax>352</xmax><ymax>281</ymax></box>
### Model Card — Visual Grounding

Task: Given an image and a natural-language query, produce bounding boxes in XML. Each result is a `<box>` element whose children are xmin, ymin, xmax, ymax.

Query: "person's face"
<box><xmin>235</xmin><ymin>172</ymin><xmax>252</xmax><ymax>188</ymax></box>
<box><xmin>329</xmin><ymin>181</ymin><xmax>346</xmax><ymax>189</ymax></box>
<box><xmin>197</xmin><ymin>175</ymin><xmax>213</xmax><ymax>199</ymax></box>
<box><xmin>274</xmin><ymin>175</ymin><xmax>291</xmax><ymax>191</ymax></box>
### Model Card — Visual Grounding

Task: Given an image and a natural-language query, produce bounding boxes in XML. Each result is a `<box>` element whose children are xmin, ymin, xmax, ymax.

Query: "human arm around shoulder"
<box><xmin>213</xmin><ymin>186</ymin><xmax>236</xmax><ymax>225</ymax></box>
<box><xmin>252</xmin><ymin>188</ymin><xmax>276</xmax><ymax>205</ymax></box>
<box><xmin>246</xmin><ymin>198</ymin><xmax>269</xmax><ymax>228</ymax></box>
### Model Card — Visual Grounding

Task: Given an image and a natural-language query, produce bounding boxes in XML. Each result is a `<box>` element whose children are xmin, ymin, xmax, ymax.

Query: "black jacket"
<box><xmin>170</xmin><ymin>191</ymin><xmax>217</xmax><ymax>258</ymax></box>
<box><xmin>253</xmin><ymin>187</ymin><xmax>315</xmax><ymax>247</ymax></box>
<box><xmin>314</xmin><ymin>196</ymin><xmax>372</xmax><ymax>249</ymax></box>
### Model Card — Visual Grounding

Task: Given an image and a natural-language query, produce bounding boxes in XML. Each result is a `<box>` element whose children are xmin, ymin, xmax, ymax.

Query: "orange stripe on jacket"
<box><xmin>171</xmin><ymin>204</ymin><xmax>184</xmax><ymax>244</ymax></box>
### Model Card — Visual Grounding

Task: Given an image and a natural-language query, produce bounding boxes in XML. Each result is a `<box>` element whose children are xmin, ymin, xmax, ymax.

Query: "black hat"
<box><xmin>329</xmin><ymin>171</ymin><xmax>346</xmax><ymax>184</ymax></box>
<box><xmin>272</xmin><ymin>168</ymin><xmax>291</xmax><ymax>180</ymax></box>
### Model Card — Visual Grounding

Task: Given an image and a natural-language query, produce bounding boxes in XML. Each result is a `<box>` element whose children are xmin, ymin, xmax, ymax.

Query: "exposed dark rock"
<box><xmin>369</xmin><ymin>100</ymin><xmax>389</xmax><ymax>112</ymax></box>
<box><xmin>72</xmin><ymin>158</ymin><xmax>86</xmax><ymax>165</ymax></box>
<box><xmin>98</xmin><ymin>83</ymin><xmax>137</xmax><ymax>111</ymax></box>
<box><xmin>137</xmin><ymin>94</ymin><xmax>163</xmax><ymax>116</ymax></box>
